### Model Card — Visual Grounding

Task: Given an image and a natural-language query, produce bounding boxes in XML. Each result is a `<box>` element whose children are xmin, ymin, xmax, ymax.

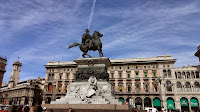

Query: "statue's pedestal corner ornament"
<box><xmin>68</xmin><ymin>29</ymin><xmax>104</xmax><ymax>58</ymax></box>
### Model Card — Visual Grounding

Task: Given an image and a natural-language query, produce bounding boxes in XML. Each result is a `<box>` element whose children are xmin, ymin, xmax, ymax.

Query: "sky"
<box><xmin>0</xmin><ymin>0</ymin><xmax>200</xmax><ymax>83</ymax></box>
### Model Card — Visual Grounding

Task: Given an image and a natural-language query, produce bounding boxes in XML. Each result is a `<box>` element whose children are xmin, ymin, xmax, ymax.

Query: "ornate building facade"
<box><xmin>0</xmin><ymin>56</ymin><xmax>7</xmax><ymax>87</ymax></box>
<box><xmin>0</xmin><ymin>79</ymin><xmax>43</xmax><ymax>106</ymax></box>
<box><xmin>42</xmin><ymin>46</ymin><xmax>200</xmax><ymax>111</ymax></box>
<box><xmin>0</xmin><ymin>61</ymin><xmax>44</xmax><ymax>106</ymax></box>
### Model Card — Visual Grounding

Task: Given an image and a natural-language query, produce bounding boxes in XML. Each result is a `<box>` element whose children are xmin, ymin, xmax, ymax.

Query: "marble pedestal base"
<box><xmin>51</xmin><ymin>80</ymin><xmax>121</xmax><ymax>105</ymax></box>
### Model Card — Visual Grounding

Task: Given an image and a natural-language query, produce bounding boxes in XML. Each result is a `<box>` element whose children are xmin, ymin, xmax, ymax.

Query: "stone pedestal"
<box><xmin>74</xmin><ymin>57</ymin><xmax>110</xmax><ymax>81</ymax></box>
<box><xmin>51</xmin><ymin>80</ymin><xmax>121</xmax><ymax>104</ymax></box>
<box><xmin>51</xmin><ymin>57</ymin><xmax>121</xmax><ymax>105</ymax></box>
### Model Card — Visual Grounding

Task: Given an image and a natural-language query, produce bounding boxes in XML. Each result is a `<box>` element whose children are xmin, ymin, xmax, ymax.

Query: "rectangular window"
<box><xmin>58</xmin><ymin>87</ymin><xmax>61</xmax><ymax>92</ymax></box>
<box><xmin>111</xmin><ymin>73</ymin><xmax>114</xmax><ymax>78</ymax></box>
<box><xmin>127</xmin><ymin>74</ymin><xmax>130</xmax><ymax>78</ymax></box>
<box><xmin>119</xmin><ymin>86</ymin><xmax>123</xmax><ymax>92</ymax></box>
<box><xmin>119</xmin><ymin>73</ymin><xmax>122</xmax><ymax>78</ymax></box>
<box><xmin>136</xmin><ymin>73</ymin><xmax>138</xmax><ymax>77</ymax></box>
<box><xmin>153</xmin><ymin>72</ymin><xmax>156</xmax><ymax>77</ymax></box>
<box><xmin>144</xmin><ymin>72</ymin><xmax>147</xmax><ymax>77</ymax></box>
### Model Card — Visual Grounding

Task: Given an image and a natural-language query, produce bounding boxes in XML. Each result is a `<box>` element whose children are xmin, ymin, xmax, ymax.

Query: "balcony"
<box><xmin>114</xmin><ymin>91</ymin><xmax>160</xmax><ymax>95</ymax></box>
<box><xmin>44</xmin><ymin>92</ymin><xmax>66</xmax><ymax>95</ymax></box>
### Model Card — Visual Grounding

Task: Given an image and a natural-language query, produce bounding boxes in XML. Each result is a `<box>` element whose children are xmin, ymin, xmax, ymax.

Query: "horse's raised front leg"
<box><xmin>97</xmin><ymin>46</ymin><xmax>103</xmax><ymax>57</ymax></box>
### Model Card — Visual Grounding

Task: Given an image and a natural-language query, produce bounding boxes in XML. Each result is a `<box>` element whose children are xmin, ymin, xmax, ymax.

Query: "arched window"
<box><xmin>135</xmin><ymin>81</ymin><xmax>141</xmax><ymax>93</ymax></box>
<box><xmin>163</xmin><ymin>70</ymin><xmax>167</xmax><ymax>77</ymax></box>
<box><xmin>177</xmin><ymin>82</ymin><xmax>182</xmax><ymax>92</ymax></box>
<box><xmin>52</xmin><ymin>74</ymin><xmax>55</xmax><ymax>80</ymax></box>
<box><xmin>194</xmin><ymin>82</ymin><xmax>200</xmax><ymax>92</ymax></box>
<box><xmin>191</xmin><ymin>71</ymin><xmax>195</xmax><ymax>78</ymax></box>
<box><xmin>135</xmin><ymin>97</ymin><xmax>142</xmax><ymax>110</ymax></box>
<box><xmin>152</xmin><ymin>81</ymin><xmax>158</xmax><ymax>92</ymax></box>
<box><xmin>196</xmin><ymin>71</ymin><xmax>199</xmax><ymax>78</ymax></box>
<box><xmin>185</xmin><ymin>82</ymin><xmax>191</xmax><ymax>92</ymax></box>
<box><xmin>175</xmin><ymin>72</ymin><xmax>177</xmax><ymax>78</ymax></box>
<box><xmin>186</xmin><ymin>72</ymin><xmax>190</xmax><ymax>78</ymax></box>
<box><xmin>145</xmin><ymin>85</ymin><xmax>149</xmax><ymax>92</ymax></box>
<box><xmin>45</xmin><ymin>97</ymin><xmax>51</xmax><ymax>104</ymax></box>
<box><xmin>166</xmin><ymin>80</ymin><xmax>172</xmax><ymax>91</ymax></box>
<box><xmin>180</xmin><ymin>97</ymin><xmax>189</xmax><ymax>111</ymax></box>
<box><xmin>182</xmin><ymin>72</ymin><xmax>185</xmax><ymax>79</ymax></box>
<box><xmin>178</xmin><ymin>72</ymin><xmax>182</xmax><ymax>78</ymax></box>
<box><xmin>144</xmin><ymin>97</ymin><xmax>152</xmax><ymax>107</ymax></box>
<box><xmin>167</xmin><ymin>97</ymin><xmax>175</xmax><ymax>109</ymax></box>
<box><xmin>119</xmin><ymin>97</ymin><xmax>125</xmax><ymax>104</ymax></box>
<box><xmin>48</xmin><ymin>83</ymin><xmax>52</xmax><ymax>92</ymax></box>
<box><xmin>48</xmin><ymin>74</ymin><xmax>51</xmax><ymax>80</ymax></box>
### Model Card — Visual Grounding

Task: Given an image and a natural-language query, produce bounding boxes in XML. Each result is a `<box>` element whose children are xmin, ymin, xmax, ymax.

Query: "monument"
<box><xmin>42</xmin><ymin>29</ymin><xmax>128</xmax><ymax>111</ymax></box>
<box><xmin>51</xmin><ymin>29</ymin><xmax>121</xmax><ymax>104</ymax></box>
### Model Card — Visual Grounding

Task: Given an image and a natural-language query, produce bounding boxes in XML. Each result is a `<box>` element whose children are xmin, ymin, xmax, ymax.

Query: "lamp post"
<box><xmin>158</xmin><ymin>76</ymin><xmax>164</xmax><ymax>110</ymax></box>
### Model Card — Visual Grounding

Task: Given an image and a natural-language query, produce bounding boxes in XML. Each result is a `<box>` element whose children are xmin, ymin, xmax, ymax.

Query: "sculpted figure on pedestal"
<box><xmin>68</xmin><ymin>29</ymin><xmax>104</xmax><ymax>58</ymax></box>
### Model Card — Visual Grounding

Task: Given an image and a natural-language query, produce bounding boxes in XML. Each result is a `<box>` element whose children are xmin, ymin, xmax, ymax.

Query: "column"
<box><xmin>175</xmin><ymin>97</ymin><xmax>180</xmax><ymax>110</ymax></box>
<box><xmin>61</xmin><ymin>81</ymin><xmax>65</xmax><ymax>93</ymax></box>
<box><xmin>123</xmin><ymin>80</ymin><xmax>126</xmax><ymax>93</ymax></box>
<box><xmin>131</xmin><ymin>80</ymin><xmax>135</xmax><ymax>92</ymax></box>
<box><xmin>188</xmin><ymin>100</ymin><xmax>192</xmax><ymax>112</ymax></box>
<box><xmin>142</xmin><ymin>98</ymin><xmax>144</xmax><ymax>110</ymax></box>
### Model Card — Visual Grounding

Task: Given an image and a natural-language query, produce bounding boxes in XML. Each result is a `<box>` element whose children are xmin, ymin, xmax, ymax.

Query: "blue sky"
<box><xmin>0</xmin><ymin>0</ymin><xmax>200</xmax><ymax>82</ymax></box>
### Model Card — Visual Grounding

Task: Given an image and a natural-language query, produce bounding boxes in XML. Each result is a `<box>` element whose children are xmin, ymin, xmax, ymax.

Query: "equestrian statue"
<box><xmin>68</xmin><ymin>29</ymin><xmax>104</xmax><ymax>58</ymax></box>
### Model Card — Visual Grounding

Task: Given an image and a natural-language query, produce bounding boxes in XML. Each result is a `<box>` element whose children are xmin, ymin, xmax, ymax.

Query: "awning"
<box><xmin>190</xmin><ymin>98</ymin><xmax>199</xmax><ymax>107</ymax></box>
<box><xmin>119</xmin><ymin>98</ymin><xmax>125</xmax><ymax>103</ymax></box>
<box><xmin>153</xmin><ymin>98</ymin><xmax>161</xmax><ymax>107</ymax></box>
<box><xmin>180</xmin><ymin>98</ymin><xmax>188</xmax><ymax>106</ymax></box>
<box><xmin>167</xmin><ymin>99</ymin><xmax>175</xmax><ymax>109</ymax></box>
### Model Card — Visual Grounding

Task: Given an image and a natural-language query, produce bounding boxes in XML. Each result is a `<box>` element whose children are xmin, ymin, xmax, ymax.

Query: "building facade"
<box><xmin>43</xmin><ymin>61</ymin><xmax>76</xmax><ymax>104</ymax></box>
<box><xmin>0</xmin><ymin>56</ymin><xmax>7</xmax><ymax>87</ymax></box>
<box><xmin>0</xmin><ymin>61</ymin><xmax>44</xmax><ymax>106</ymax></box>
<box><xmin>42</xmin><ymin>46</ymin><xmax>200</xmax><ymax>111</ymax></box>
<box><xmin>0</xmin><ymin>79</ymin><xmax>43</xmax><ymax>106</ymax></box>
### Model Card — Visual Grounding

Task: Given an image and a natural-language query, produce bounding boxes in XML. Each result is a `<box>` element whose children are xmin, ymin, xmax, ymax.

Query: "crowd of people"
<box><xmin>0</xmin><ymin>105</ymin><xmax>51</xmax><ymax>112</ymax></box>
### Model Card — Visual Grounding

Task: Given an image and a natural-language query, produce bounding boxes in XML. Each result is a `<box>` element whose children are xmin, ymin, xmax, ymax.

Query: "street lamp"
<box><xmin>158</xmin><ymin>76</ymin><xmax>164</xmax><ymax>110</ymax></box>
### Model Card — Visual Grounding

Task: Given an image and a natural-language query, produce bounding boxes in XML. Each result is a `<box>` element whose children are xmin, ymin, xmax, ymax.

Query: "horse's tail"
<box><xmin>68</xmin><ymin>42</ymin><xmax>80</xmax><ymax>49</ymax></box>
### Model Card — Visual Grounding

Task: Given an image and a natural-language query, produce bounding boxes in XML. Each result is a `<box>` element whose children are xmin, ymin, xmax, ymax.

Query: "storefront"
<box><xmin>190</xmin><ymin>98</ymin><xmax>199</xmax><ymax>111</ymax></box>
<box><xmin>167</xmin><ymin>98</ymin><xmax>175</xmax><ymax>110</ymax></box>
<box><xmin>180</xmin><ymin>97</ymin><xmax>189</xmax><ymax>111</ymax></box>
<box><xmin>153</xmin><ymin>98</ymin><xmax>161</xmax><ymax>111</ymax></box>
<box><xmin>119</xmin><ymin>97</ymin><xmax>125</xmax><ymax>104</ymax></box>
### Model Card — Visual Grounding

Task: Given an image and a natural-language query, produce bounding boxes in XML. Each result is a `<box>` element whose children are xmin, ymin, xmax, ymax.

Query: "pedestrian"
<box><xmin>1</xmin><ymin>108</ymin><xmax>6</xmax><ymax>112</ymax></box>
<box><xmin>29</xmin><ymin>106</ymin><xmax>35</xmax><ymax>112</ymax></box>
<box><xmin>22</xmin><ymin>106</ymin><xmax>30</xmax><ymax>112</ymax></box>
<box><xmin>16</xmin><ymin>105</ymin><xmax>23</xmax><ymax>112</ymax></box>
<box><xmin>42</xmin><ymin>107</ymin><xmax>47</xmax><ymax>112</ymax></box>
<box><xmin>35</xmin><ymin>105</ymin><xmax>43</xmax><ymax>112</ymax></box>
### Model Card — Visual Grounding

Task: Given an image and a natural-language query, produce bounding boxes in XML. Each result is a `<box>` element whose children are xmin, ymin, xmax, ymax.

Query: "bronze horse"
<box><xmin>68</xmin><ymin>31</ymin><xmax>104</xmax><ymax>58</ymax></box>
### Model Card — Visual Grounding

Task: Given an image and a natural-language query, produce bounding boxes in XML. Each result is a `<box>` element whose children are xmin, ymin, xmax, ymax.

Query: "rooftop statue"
<box><xmin>68</xmin><ymin>29</ymin><xmax>104</xmax><ymax>58</ymax></box>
